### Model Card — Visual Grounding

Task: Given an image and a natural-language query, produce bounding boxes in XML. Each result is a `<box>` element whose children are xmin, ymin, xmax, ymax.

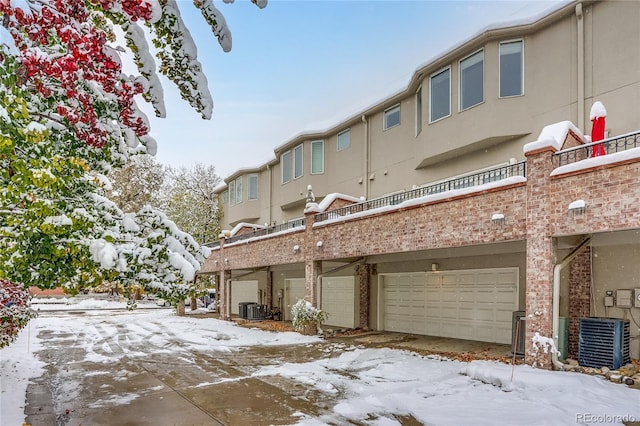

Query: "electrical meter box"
<box><xmin>616</xmin><ymin>289</ymin><xmax>633</xmax><ymax>308</ymax></box>
<box><xmin>634</xmin><ymin>288</ymin><xmax>640</xmax><ymax>308</ymax></box>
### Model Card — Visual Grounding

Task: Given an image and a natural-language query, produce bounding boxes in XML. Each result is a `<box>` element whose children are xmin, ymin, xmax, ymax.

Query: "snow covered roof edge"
<box><xmin>523</xmin><ymin>121</ymin><xmax>586</xmax><ymax>154</ymax></box>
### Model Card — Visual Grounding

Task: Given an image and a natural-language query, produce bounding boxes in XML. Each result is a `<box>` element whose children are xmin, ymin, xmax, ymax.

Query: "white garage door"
<box><xmin>285</xmin><ymin>278</ymin><xmax>305</xmax><ymax>321</ymax></box>
<box><xmin>322</xmin><ymin>276</ymin><xmax>355</xmax><ymax>328</ymax></box>
<box><xmin>230</xmin><ymin>280</ymin><xmax>258</xmax><ymax>315</ymax></box>
<box><xmin>381</xmin><ymin>268</ymin><xmax>518</xmax><ymax>344</ymax></box>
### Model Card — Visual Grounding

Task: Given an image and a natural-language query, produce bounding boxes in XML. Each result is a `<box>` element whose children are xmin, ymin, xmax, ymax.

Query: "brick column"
<box><xmin>266</xmin><ymin>269</ymin><xmax>273</xmax><ymax>311</ymax></box>
<box><xmin>217</xmin><ymin>234</ymin><xmax>230</xmax><ymax>320</ymax></box>
<box><xmin>525</xmin><ymin>146</ymin><xmax>558</xmax><ymax>368</ymax></box>
<box><xmin>356</xmin><ymin>264</ymin><xmax>371</xmax><ymax>329</ymax></box>
<box><xmin>568</xmin><ymin>247</ymin><xmax>591</xmax><ymax>357</ymax></box>
<box><xmin>304</xmin><ymin>202</ymin><xmax>321</xmax><ymax>306</ymax></box>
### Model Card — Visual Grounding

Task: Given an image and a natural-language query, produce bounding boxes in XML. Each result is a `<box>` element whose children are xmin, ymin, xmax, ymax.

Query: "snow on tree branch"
<box><xmin>0</xmin><ymin>0</ymin><xmax>264</xmax><ymax>302</ymax></box>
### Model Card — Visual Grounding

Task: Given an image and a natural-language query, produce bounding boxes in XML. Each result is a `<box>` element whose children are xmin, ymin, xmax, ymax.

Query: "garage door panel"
<box><xmin>322</xmin><ymin>276</ymin><xmax>355</xmax><ymax>328</ymax></box>
<box><xmin>230</xmin><ymin>280</ymin><xmax>258</xmax><ymax>315</ymax></box>
<box><xmin>382</xmin><ymin>268</ymin><xmax>518</xmax><ymax>344</ymax></box>
<box><xmin>285</xmin><ymin>278</ymin><xmax>305</xmax><ymax>321</ymax></box>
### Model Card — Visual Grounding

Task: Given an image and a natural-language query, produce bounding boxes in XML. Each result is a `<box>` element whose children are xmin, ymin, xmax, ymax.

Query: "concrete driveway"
<box><xmin>22</xmin><ymin>308</ymin><xmax>515</xmax><ymax>426</ymax></box>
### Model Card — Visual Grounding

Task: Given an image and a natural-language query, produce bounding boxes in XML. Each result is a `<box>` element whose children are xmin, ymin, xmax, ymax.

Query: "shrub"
<box><xmin>291</xmin><ymin>299</ymin><xmax>328</xmax><ymax>333</ymax></box>
<box><xmin>1</xmin><ymin>280</ymin><xmax>38</xmax><ymax>348</ymax></box>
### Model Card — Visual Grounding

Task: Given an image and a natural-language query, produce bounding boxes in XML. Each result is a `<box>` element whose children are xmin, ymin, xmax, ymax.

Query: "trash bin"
<box><xmin>247</xmin><ymin>304</ymin><xmax>266</xmax><ymax>320</ymax></box>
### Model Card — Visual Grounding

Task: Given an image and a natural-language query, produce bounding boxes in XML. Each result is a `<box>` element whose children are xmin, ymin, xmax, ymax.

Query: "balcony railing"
<box><xmin>552</xmin><ymin>131</ymin><xmax>640</xmax><ymax>168</ymax></box>
<box><xmin>315</xmin><ymin>161</ymin><xmax>527</xmax><ymax>223</ymax></box>
<box><xmin>222</xmin><ymin>218</ymin><xmax>305</xmax><ymax>245</ymax></box>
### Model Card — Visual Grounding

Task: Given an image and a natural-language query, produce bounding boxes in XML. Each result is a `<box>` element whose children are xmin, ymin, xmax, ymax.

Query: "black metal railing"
<box><xmin>204</xmin><ymin>240</ymin><xmax>221</xmax><ymax>249</ymax></box>
<box><xmin>315</xmin><ymin>161</ymin><xmax>526</xmax><ymax>223</ymax></box>
<box><xmin>552</xmin><ymin>130</ymin><xmax>640</xmax><ymax>167</ymax></box>
<box><xmin>223</xmin><ymin>218</ymin><xmax>305</xmax><ymax>245</ymax></box>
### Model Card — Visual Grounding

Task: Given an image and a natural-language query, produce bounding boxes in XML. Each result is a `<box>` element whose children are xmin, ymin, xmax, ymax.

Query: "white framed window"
<box><xmin>229</xmin><ymin>179</ymin><xmax>236</xmax><ymax>205</ymax></box>
<box><xmin>459</xmin><ymin>49</ymin><xmax>484</xmax><ymax>111</ymax></box>
<box><xmin>221</xmin><ymin>190</ymin><xmax>228</xmax><ymax>204</ymax></box>
<box><xmin>311</xmin><ymin>140</ymin><xmax>324</xmax><ymax>174</ymax></box>
<box><xmin>337</xmin><ymin>129</ymin><xmax>350</xmax><ymax>151</ymax></box>
<box><xmin>281</xmin><ymin>150</ymin><xmax>292</xmax><ymax>184</ymax></box>
<box><xmin>234</xmin><ymin>176</ymin><xmax>242</xmax><ymax>204</ymax></box>
<box><xmin>383</xmin><ymin>104</ymin><xmax>400</xmax><ymax>130</ymax></box>
<box><xmin>430</xmin><ymin>67</ymin><xmax>450</xmax><ymax>122</ymax></box>
<box><xmin>293</xmin><ymin>144</ymin><xmax>303</xmax><ymax>179</ymax></box>
<box><xmin>248</xmin><ymin>174</ymin><xmax>258</xmax><ymax>200</ymax></box>
<box><xmin>415</xmin><ymin>86</ymin><xmax>422</xmax><ymax>136</ymax></box>
<box><xmin>500</xmin><ymin>40</ymin><xmax>524</xmax><ymax>98</ymax></box>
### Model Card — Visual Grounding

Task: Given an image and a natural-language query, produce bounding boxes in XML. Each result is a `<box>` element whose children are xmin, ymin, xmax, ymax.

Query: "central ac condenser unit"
<box><xmin>578</xmin><ymin>317</ymin><xmax>630</xmax><ymax>369</ymax></box>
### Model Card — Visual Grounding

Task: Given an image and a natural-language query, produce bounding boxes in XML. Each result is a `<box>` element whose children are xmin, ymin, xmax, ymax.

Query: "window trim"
<box><xmin>293</xmin><ymin>144</ymin><xmax>304</xmax><ymax>180</ymax></box>
<box><xmin>459</xmin><ymin>48</ymin><xmax>484</xmax><ymax>112</ymax></box>
<box><xmin>383</xmin><ymin>104</ymin><xmax>401</xmax><ymax>130</ymax></box>
<box><xmin>281</xmin><ymin>150</ymin><xmax>292</xmax><ymax>184</ymax></box>
<box><xmin>429</xmin><ymin>66</ymin><xmax>451</xmax><ymax>123</ymax></box>
<box><xmin>248</xmin><ymin>173</ymin><xmax>258</xmax><ymax>200</ymax></box>
<box><xmin>415</xmin><ymin>86</ymin><xmax>422</xmax><ymax>136</ymax></box>
<box><xmin>310</xmin><ymin>140</ymin><xmax>324</xmax><ymax>175</ymax></box>
<box><xmin>499</xmin><ymin>39</ymin><xmax>525</xmax><ymax>98</ymax></box>
<box><xmin>337</xmin><ymin>128</ymin><xmax>350</xmax><ymax>152</ymax></box>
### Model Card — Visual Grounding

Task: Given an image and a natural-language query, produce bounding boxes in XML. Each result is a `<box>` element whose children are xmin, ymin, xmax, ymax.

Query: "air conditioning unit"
<box><xmin>247</xmin><ymin>304</ymin><xmax>266</xmax><ymax>320</ymax></box>
<box><xmin>238</xmin><ymin>302</ymin><xmax>255</xmax><ymax>319</ymax></box>
<box><xmin>578</xmin><ymin>317</ymin><xmax>630</xmax><ymax>369</ymax></box>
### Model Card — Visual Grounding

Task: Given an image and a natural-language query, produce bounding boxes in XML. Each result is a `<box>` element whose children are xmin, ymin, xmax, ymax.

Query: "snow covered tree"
<box><xmin>163</xmin><ymin>163</ymin><xmax>221</xmax><ymax>245</ymax></box>
<box><xmin>107</xmin><ymin>154</ymin><xmax>164</xmax><ymax>212</ymax></box>
<box><xmin>0</xmin><ymin>0</ymin><xmax>267</xmax><ymax>300</ymax></box>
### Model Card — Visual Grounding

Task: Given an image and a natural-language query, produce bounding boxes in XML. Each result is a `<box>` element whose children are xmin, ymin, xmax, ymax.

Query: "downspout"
<box><xmin>317</xmin><ymin>257</ymin><xmax>366</xmax><ymax>310</ymax></box>
<box><xmin>576</xmin><ymin>3</ymin><xmax>585</xmax><ymax>131</ymax></box>
<box><xmin>361</xmin><ymin>115</ymin><xmax>369</xmax><ymax>200</ymax></box>
<box><xmin>552</xmin><ymin>236</ymin><xmax>591</xmax><ymax>369</ymax></box>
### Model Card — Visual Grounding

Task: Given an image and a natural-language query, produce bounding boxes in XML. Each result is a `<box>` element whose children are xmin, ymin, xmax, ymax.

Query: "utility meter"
<box><xmin>634</xmin><ymin>288</ymin><xmax>640</xmax><ymax>308</ymax></box>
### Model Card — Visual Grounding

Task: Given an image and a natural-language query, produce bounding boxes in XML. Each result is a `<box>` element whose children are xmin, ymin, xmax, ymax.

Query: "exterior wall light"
<box><xmin>491</xmin><ymin>213</ymin><xmax>505</xmax><ymax>224</ymax></box>
<box><xmin>293</xmin><ymin>245</ymin><xmax>300</xmax><ymax>253</ymax></box>
<box><xmin>431</xmin><ymin>263</ymin><xmax>440</xmax><ymax>272</ymax></box>
<box><xmin>316</xmin><ymin>241</ymin><xmax>323</xmax><ymax>248</ymax></box>
<box><xmin>568</xmin><ymin>199</ymin><xmax>586</xmax><ymax>214</ymax></box>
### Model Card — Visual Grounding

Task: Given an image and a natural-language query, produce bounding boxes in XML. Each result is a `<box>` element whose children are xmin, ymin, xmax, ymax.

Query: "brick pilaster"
<box><xmin>357</xmin><ymin>264</ymin><xmax>371</xmax><ymax>329</ymax></box>
<box><xmin>525</xmin><ymin>146</ymin><xmax>557</xmax><ymax>367</ymax></box>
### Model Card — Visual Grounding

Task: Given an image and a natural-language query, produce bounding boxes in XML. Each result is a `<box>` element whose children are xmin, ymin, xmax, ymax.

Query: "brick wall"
<box><xmin>568</xmin><ymin>247</ymin><xmax>591</xmax><ymax>357</ymax></box>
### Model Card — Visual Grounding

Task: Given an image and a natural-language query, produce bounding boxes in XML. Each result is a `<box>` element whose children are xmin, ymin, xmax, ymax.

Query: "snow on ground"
<box><xmin>2</xmin><ymin>300</ymin><xmax>640</xmax><ymax>425</ymax></box>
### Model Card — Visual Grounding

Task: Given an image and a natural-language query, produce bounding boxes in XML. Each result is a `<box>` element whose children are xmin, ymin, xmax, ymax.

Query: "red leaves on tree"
<box><xmin>1</xmin><ymin>0</ymin><xmax>154</xmax><ymax>147</ymax></box>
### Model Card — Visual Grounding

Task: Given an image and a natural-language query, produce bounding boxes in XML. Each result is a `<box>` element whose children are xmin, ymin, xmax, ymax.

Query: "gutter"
<box><xmin>552</xmin><ymin>236</ymin><xmax>591</xmax><ymax>369</ymax></box>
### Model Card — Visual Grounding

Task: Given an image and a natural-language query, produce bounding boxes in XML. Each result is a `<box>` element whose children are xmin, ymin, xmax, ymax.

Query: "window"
<box><xmin>415</xmin><ymin>86</ymin><xmax>422</xmax><ymax>136</ymax></box>
<box><xmin>235</xmin><ymin>177</ymin><xmax>242</xmax><ymax>204</ymax></box>
<box><xmin>311</xmin><ymin>140</ymin><xmax>324</xmax><ymax>174</ymax></box>
<box><xmin>460</xmin><ymin>50</ymin><xmax>484</xmax><ymax>110</ymax></box>
<box><xmin>430</xmin><ymin>67</ymin><xmax>450</xmax><ymax>122</ymax></box>
<box><xmin>248</xmin><ymin>174</ymin><xmax>258</xmax><ymax>200</ymax></box>
<box><xmin>229</xmin><ymin>180</ymin><xmax>236</xmax><ymax>205</ymax></box>
<box><xmin>221</xmin><ymin>190</ymin><xmax>228</xmax><ymax>204</ymax></box>
<box><xmin>281</xmin><ymin>150</ymin><xmax>291</xmax><ymax>183</ymax></box>
<box><xmin>383</xmin><ymin>104</ymin><xmax>400</xmax><ymax>130</ymax></box>
<box><xmin>294</xmin><ymin>144</ymin><xmax>303</xmax><ymax>179</ymax></box>
<box><xmin>500</xmin><ymin>40</ymin><xmax>524</xmax><ymax>97</ymax></box>
<box><xmin>337</xmin><ymin>129</ymin><xmax>350</xmax><ymax>151</ymax></box>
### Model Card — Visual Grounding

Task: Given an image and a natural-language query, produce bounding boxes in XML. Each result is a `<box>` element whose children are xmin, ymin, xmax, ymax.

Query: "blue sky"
<box><xmin>146</xmin><ymin>0</ymin><xmax>565</xmax><ymax>178</ymax></box>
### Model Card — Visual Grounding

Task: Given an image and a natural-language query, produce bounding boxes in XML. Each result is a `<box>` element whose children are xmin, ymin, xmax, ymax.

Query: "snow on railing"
<box><xmin>552</xmin><ymin>130</ymin><xmax>640</xmax><ymax>167</ymax></box>
<box><xmin>315</xmin><ymin>161</ymin><xmax>526</xmax><ymax>223</ymax></box>
<box><xmin>222</xmin><ymin>218</ymin><xmax>305</xmax><ymax>245</ymax></box>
